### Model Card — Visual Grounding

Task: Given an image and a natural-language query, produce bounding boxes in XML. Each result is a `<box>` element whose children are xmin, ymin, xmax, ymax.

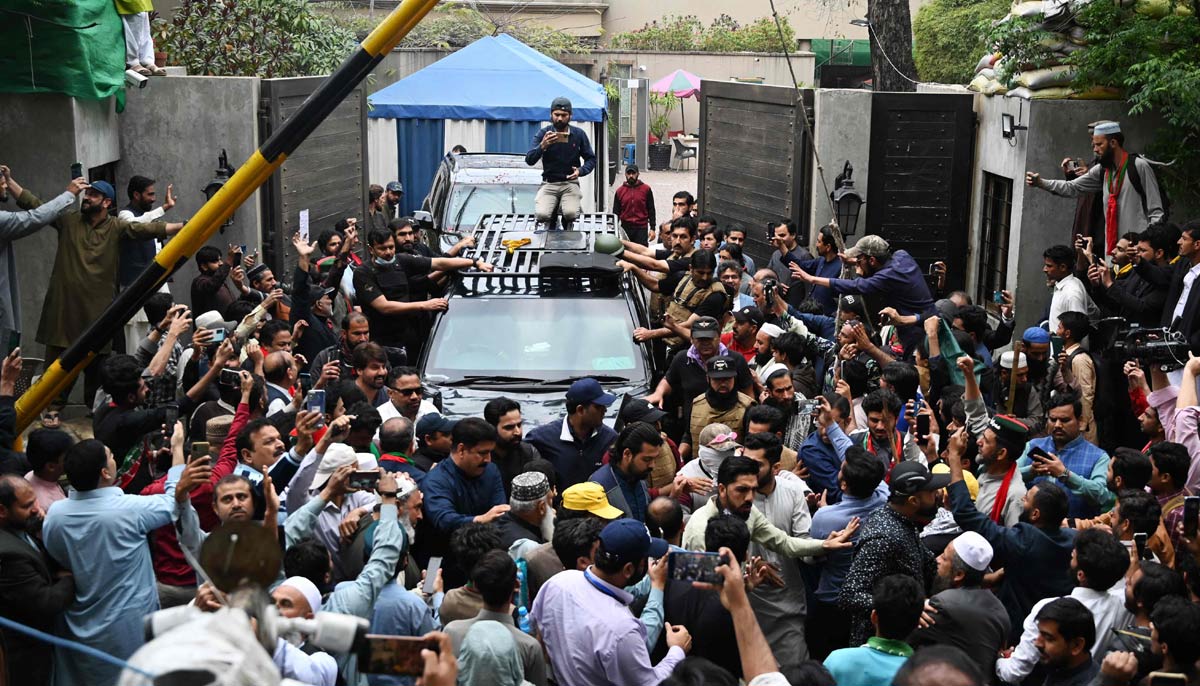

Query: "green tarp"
<box><xmin>0</xmin><ymin>0</ymin><xmax>126</xmax><ymax>109</ymax></box>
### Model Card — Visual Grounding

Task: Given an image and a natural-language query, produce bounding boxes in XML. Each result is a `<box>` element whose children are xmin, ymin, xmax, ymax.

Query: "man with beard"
<box><xmin>943</xmin><ymin>426</ymin><xmax>1077</xmax><ymax>644</ymax></box>
<box><xmin>495</xmin><ymin>470</ymin><xmax>556</xmax><ymax>557</ymax></box>
<box><xmin>309</xmin><ymin>311</ymin><xmax>372</xmax><ymax>384</ymax></box>
<box><xmin>355</xmin><ymin>229</ymin><xmax>491</xmax><ymax>358</ymax></box>
<box><xmin>12</xmin><ymin>176</ymin><xmax>185</xmax><ymax>405</ymax></box>
<box><xmin>839</xmin><ymin>461</ymin><xmax>946</xmax><ymax>645</ymax></box>
<box><xmin>266</xmin><ymin>575</ymin><xmax>338</xmax><ymax>686</ymax></box>
<box><xmin>850</xmin><ymin>388</ymin><xmax>927</xmax><ymax>475</ymax></box>
<box><xmin>1091</xmin><ymin>228</ymin><xmax>1169</xmax><ymax>328</ymax></box>
<box><xmin>741</xmin><ymin>432</ymin><xmax>814</xmax><ymax>673</ymax></box>
<box><xmin>423</xmin><ymin>418</ymin><xmax>507</xmax><ymax>538</ymax></box>
<box><xmin>289</xmin><ymin>232</ymin><xmax>340</xmax><ymax>364</ymax></box>
<box><xmin>1020</xmin><ymin>327</ymin><xmax>1054</xmax><ymax>431</ymax></box>
<box><xmin>791</xmin><ymin>234</ymin><xmax>936</xmax><ymax>356</ymax></box>
<box><xmin>989</xmin><ymin>350</ymin><xmax>1042</xmax><ymax>427</ymax></box>
<box><xmin>242</xmin><ymin>262</ymin><xmax>292</xmax><ymax>322</ymax></box>
<box><xmin>792</xmin><ymin>224</ymin><xmax>843</xmax><ymax>316</ymax></box>
<box><xmin>117</xmin><ymin>176</ymin><xmax>177</xmax><ymax>351</ymax></box>
<box><xmin>378</xmin><ymin>366</ymin><xmax>437</xmax><ymax>428</ymax></box>
<box><xmin>684</xmin><ymin>356</ymin><xmax>754</xmax><ymax>461</ymax></box>
<box><xmin>762</xmin><ymin>368</ymin><xmax>811</xmax><ymax>451</ymax></box>
<box><xmin>632</xmin><ymin>249</ymin><xmax>728</xmax><ymax>353</ymax></box>
<box><xmin>754</xmin><ymin>322</ymin><xmax>787</xmax><ymax>382</ymax></box>
<box><xmin>0</xmin><ymin>475</ymin><xmax>75</xmax><ymax>686</ymax></box>
<box><xmin>366</xmin><ymin>183</ymin><xmax>389</xmax><ymax>234</ymax></box>
<box><xmin>682</xmin><ymin>456</ymin><xmax>858</xmax><ymax>556</ymax></box>
<box><xmin>766</xmin><ymin>219</ymin><xmax>813</xmax><ymax>308</ymax></box>
<box><xmin>1103</xmin><ymin>562</ymin><xmax>1187</xmax><ymax>683</ymax></box>
<box><xmin>957</xmin><ymin>359</ymin><xmax>1031</xmax><ymax>526</ymax></box>
<box><xmin>484</xmin><ymin>397</ymin><xmax>542</xmax><ymax>494</ymax></box>
<box><xmin>1026</xmin><ymin>598</ymin><xmax>1101</xmax><ymax>686</ymax></box>
<box><xmin>612</xmin><ymin>164</ymin><xmax>656</xmax><ymax>245</ymax></box>
<box><xmin>190</xmin><ymin>244</ymin><xmax>247</xmax><ymax>325</ymax></box>
<box><xmin>1018</xmin><ymin>391</ymin><xmax>1113</xmax><ymax>519</ymax></box>
<box><xmin>909</xmin><ymin>532</ymin><xmax>1010</xmax><ymax>678</ymax></box>
<box><xmin>799</xmin><ymin>393</ymin><xmax>855</xmax><ymax>505</ymax></box>
<box><xmin>352</xmin><ymin>341</ymin><xmax>390</xmax><ymax>407</ymax></box>
<box><xmin>721</xmin><ymin>305</ymin><xmax>762</xmax><ymax>363</ymax></box>
<box><xmin>1028</xmin><ymin>121</ymin><xmax>1164</xmax><ymax>256</ymax></box>
<box><xmin>525</xmin><ymin>97</ymin><xmax>596</xmax><ymax>231</ymax></box>
<box><xmin>384</xmin><ymin>181</ymin><xmax>404</xmax><ymax>219</ymax></box>
<box><xmin>532</xmin><ymin>517</ymin><xmax>688</xmax><ymax>685</ymax></box>
<box><xmin>590</xmin><ymin>422</ymin><xmax>662</xmax><ymax>522</ymax></box>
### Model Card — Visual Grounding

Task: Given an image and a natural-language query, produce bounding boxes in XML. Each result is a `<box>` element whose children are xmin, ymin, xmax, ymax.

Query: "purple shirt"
<box><xmin>530</xmin><ymin>568</ymin><xmax>684</xmax><ymax>686</ymax></box>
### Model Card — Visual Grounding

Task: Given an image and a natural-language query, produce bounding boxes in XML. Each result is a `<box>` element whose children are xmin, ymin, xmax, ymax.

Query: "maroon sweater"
<box><xmin>613</xmin><ymin>181</ymin><xmax>656</xmax><ymax>229</ymax></box>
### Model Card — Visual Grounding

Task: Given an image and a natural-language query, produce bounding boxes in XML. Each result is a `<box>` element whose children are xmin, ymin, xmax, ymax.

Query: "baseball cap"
<box><xmin>416</xmin><ymin>412</ymin><xmax>457</xmax><ymax>439</ymax></box>
<box><xmin>699</xmin><ymin>422</ymin><xmax>737</xmax><ymax>451</ymax></box>
<box><xmin>620</xmin><ymin>398</ymin><xmax>667</xmax><ymax>425</ymax></box>
<box><xmin>88</xmin><ymin>180</ymin><xmax>116</xmax><ymax>201</ymax></box>
<box><xmin>551</xmin><ymin>96</ymin><xmax>573</xmax><ymax>113</ymax></box>
<box><xmin>843</xmin><ymin>234</ymin><xmax>890</xmax><ymax>260</ymax></box>
<box><xmin>690</xmin><ymin>316</ymin><xmax>720</xmax><ymax>339</ymax></box>
<box><xmin>890</xmin><ymin>461</ymin><xmax>950</xmax><ymax>496</ymax></box>
<box><xmin>733</xmin><ymin>306</ymin><xmax>765</xmax><ymax>327</ymax></box>
<box><xmin>706</xmin><ymin>355</ymin><xmax>738</xmax><ymax>379</ymax></box>
<box><xmin>562</xmin><ymin>481</ymin><xmax>623</xmax><ymax>519</ymax></box>
<box><xmin>385</xmin><ymin>181</ymin><xmax>404</xmax><ymax>194</ymax></box>
<box><xmin>195</xmin><ymin>310</ymin><xmax>236</xmax><ymax>332</ymax></box>
<box><xmin>949</xmin><ymin>531</ymin><xmax>994</xmax><ymax>571</ymax></box>
<box><xmin>626</xmin><ymin>164</ymin><xmax>639</xmax><ymax>173</ymax></box>
<box><xmin>310</xmin><ymin>443</ymin><xmax>358</xmax><ymax>490</ymax></box>
<box><xmin>565</xmin><ymin>378</ymin><xmax>616</xmax><ymax>406</ymax></box>
<box><xmin>598</xmin><ymin>518</ymin><xmax>669</xmax><ymax>563</ymax></box>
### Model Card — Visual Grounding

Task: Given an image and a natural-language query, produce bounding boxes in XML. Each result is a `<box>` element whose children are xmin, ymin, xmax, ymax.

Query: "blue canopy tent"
<box><xmin>368</xmin><ymin>34</ymin><xmax>608</xmax><ymax>215</ymax></box>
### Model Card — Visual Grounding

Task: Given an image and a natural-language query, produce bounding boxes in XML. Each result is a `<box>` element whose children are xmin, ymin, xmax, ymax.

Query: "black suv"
<box><xmin>419</xmin><ymin>213</ymin><xmax>655</xmax><ymax>427</ymax></box>
<box><xmin>414</xmin><ymin>153</ymin><xmax>543</xmax><ymax>253</ymax></box>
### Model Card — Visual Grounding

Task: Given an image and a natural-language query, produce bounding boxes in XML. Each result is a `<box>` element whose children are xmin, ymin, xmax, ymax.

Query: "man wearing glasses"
<box><xmin>378</xmin><ymin>366</ymin><xmax>437</xmax><ymax>426</ymax></box>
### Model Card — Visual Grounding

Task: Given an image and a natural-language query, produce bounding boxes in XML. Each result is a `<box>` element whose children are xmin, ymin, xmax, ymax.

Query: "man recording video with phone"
<box><xmin>525</xmin><ymin>97</ymin><xmax>596</xmax><ymax>232</ymax></box>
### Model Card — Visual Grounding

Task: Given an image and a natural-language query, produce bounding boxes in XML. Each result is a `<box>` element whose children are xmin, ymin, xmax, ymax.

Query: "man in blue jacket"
<box><xmin>526</xmin><ymin>378</ymin><xmax>618</xmax><ymax>492</ymax></box>
<box><xmin>422</xmin><ymin>417</ymin><xmax>508</xmax><ymax>537</ymax></box>
<box><xmin>525</xmin><ymin>96</ymin><xmax>596</xmax><ymax>231</ymax></box>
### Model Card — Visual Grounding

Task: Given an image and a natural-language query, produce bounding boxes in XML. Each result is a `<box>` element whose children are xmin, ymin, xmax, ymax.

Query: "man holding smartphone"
<box><xmin>525</xmin><ymin>97</ymin><xmax>596</xmax><ymax>232</ymax></box>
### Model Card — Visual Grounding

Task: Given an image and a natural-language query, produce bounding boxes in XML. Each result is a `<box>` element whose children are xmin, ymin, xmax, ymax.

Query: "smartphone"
<box><xmin>797</xmin><ymin>399</ymin><xmax>820</xmax><ymax>417</ymax></box>
<box><xmin>422</xmin><ymin>557</ymin><xmax>442</xmax><ymax>595</ymax></box>
<box><xmin>916</xmin><ymin>414</ymin><xmax>931</xmax><ymax>439</ymax></box>
<box><xmin>190</xmin><ymin>441</ymin><xmax>210</xmax><ymax>463</ymax></box>
<box><xmin>70</xmin><ymin>162</ymin><xmax>83</xmax><ymax>180</ymax></box>
<box><xmin>1184</xmin><ymin>496</ymin><xmax>1199</xmax><ymax>539</ymax></box>
<box><xmin>298</xmin><ymin>372</ymin><xmax>312</xmax><ymax>393</ymax></box>
<box><xmin>233</xmin><ymin>463</ymin><xmax>264</xmax><ymax>485</ymax></box>
<box><xmin>1050</xmin><ymin>335</ymin><xmax>1064</xmax><ymax>358</ymax></box>
<box><xmin>1029</xmin><ymin>447</ymin><xmax>1052</xmax><ymax>462</ymax></box>
<box><xmin>1147</xmin><ymin>673</ymin><xmax>1189</xmax><ymax>686</ymax></box>
<box><xmin>358</xmin><ymin>635</ymin><xmax>439</xmax><ymax>676</ymax></box>
<box><xmin>668</xmin><ymin>551</ymin><xmax>729</xmax><ymax>585</ymax></box>
<box><xmin>306</xmin><ymin>388</ymin><xmax>326</xmax><ymax>414</ymax></box>
<box><xmin>219</xmin><ymin>368</ymin><xmax>241</xmax><ymax>387</ymax></box>
<box><xmin>556</xmin><ymin>130</ymin><xmax>570</xmax><ymax>142</ymax></box>
<box><xmin>163</xmin><ymin>406</ymin><xmax>179</xmax><ymax>438</ymax></box>
<box><xmin>993</xmin><ymin>290</ymin><xmax>1003</xmax><ymax>304</ymax></box>
<box><xmin>6</xmin><ymin>330</ymin><xmax>19</xmax><ymax>356</ymax></box>
<box><xmin>349</xmin><ymin>470</ymin><xmax>380</xmax><ymax>492</ymax></box>
<box><xmin>1134</xmin><ymin>532</ymin><xmax>1149</xmax><ymax>561</ymax></box>
<box><xmin>209</xmin><ymin>328</ymin><xmax>226</xmax><ymax>344</ymax></box>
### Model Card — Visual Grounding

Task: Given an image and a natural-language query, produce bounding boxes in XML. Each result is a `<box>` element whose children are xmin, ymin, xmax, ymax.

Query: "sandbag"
<box><xmin>968</xmin><ymin>74</ymin><xmax>990</xmax><ymax>92</ymax></box>
<box><xmin>979</xmin><ymin>67</ymin><xmax>997</xmax><ymax>79</ymax></box>
<box><xmin>1036</xmin><ymin>33</ymin><xmax>1070</xmax><ymax>51</ymax></box>
<box><xmin>1068</xmin><ymin>25</ymin><xmax>1088</xmax><ymax>44</ymax></box>
<box><xmin>1008</xmin><ymin>86</ymin><xmax>1034</xmax><ymax>99</ymax></box>
<box><xmin>1067</xmin><ymin>86</ymin><xmax>1123</xmax><ymax>100</ymax></box>
<box><xmin>1134</xmin><ymin>0</ymin><xmax>1194</xmax><ymax>16</ymax></box>
<box><xmin>1015</xmin><ymin>65</ymin><xmax>1076</xmax><ymax>88</ymax></box>
<box><xmin>974</xmin><ymin>52</ymin><xmax>1000</xmax><ymax>73</ymax></box>
<box><xmin>1011</xmin><ymin>1</ymin><xmax>1045</xmax><ymax>16</ymax></box>
<box><xmin>983</xmin><ymin>79</ymin><xmax>1009</xmax><ymax>95</ymax></box>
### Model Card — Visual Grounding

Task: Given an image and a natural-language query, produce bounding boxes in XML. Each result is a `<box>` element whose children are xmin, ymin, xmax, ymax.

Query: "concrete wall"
<box><xmin>0</xmin><ymin>94</ymin><xmax>122</xmax><ymax>358</ymax></box>
<box><xmin>118</xmin><ymin>75</ymin><xmax>264</xmax><ymax>312</ymax></box>
<box><xmin>809</xmin><ymin>89</ymin><xmax>872</xmax><ymax>241</ymax></box>
<box><xmin>374</xmin><ymin>48</ymin><xmax>816</xmax><ymax>138</ymax></box>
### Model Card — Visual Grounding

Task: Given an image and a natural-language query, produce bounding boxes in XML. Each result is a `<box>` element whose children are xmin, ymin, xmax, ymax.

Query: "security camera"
<box><xmin>125</xmin><ymin>69</ymin><xmax>149</xmax><ymax>89</ymax></box>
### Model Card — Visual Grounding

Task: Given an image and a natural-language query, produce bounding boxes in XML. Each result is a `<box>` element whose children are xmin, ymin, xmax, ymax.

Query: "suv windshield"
<box><xmin>425</xmin><ymin>297</ymin><xmax>646</xmax><ymax>382</ymax></box>
<box><xmin>445</xmin><ymin>184</ymin><xmax>539</xmax><ymax>232</ymax></box>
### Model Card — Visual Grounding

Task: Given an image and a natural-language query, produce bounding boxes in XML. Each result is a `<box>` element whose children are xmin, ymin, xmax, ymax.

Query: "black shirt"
<box><xmin>494</xmin><ymin>511</ymin><xmax>545</xmax><ymax>551</ymax></box>
<box><xmin>664</xmin><ymin>348</ymin><xmax>754</xmax><ymax>436</ymax></box>
<box><xmin>353</xmin><ymin>255</ymin><xmax>433</xmax><ymax>346</ymax></box>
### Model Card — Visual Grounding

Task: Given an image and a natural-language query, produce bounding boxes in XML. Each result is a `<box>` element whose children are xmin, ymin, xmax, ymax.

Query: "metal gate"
<box><xmin>698</xmin><ymin>81</ymin><xmax>814</xmax><ymax>268</ymax></box>
<box><xmin>260</xmin><ymin>77</ymin><xmax>369</xmax><ymax>278</ymax></box>
<box><xmin>866</xmin><ymin>93</ymin><xmax>976</xmax><ymax>291</ymax></box>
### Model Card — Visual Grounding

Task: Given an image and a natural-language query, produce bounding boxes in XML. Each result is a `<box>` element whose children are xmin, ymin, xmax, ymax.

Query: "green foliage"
<box><xmin>611</xmin><ymin>14</ymin><xmax>796</xmax><ymax>53</ymax></box>
<box><xmin>604</xmin><ymin>82</ymin><xmax>620</xmax><ymax>141</ymax></box>
<box><xmin>161</xmin><ymin>0</ymin><xmax>356</xmax><ymax>77</ymax></box>
<box><xmin>983</xmin><ymin>15</ymin><xmax>1061</xmax><ymax>85</ymax></box>
<box><xmin>384</xmin><ymin>7</ymin><xmax>588</xmax><ymax>56</ymax></box>
<box><xmin>648</xmin><ymin>92</ymin><xmax>677</xmax><ymax>140</ymax></box>
<box><xmin>912</xmin><ymin>0</ymin><xmax>1010</xmax><ymax>83</ymax></box>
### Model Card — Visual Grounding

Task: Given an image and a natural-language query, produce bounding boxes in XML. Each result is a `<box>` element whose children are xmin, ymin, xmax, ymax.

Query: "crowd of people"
<box><xmin>0</xmin><ymin>115</ymin><xmax>1199</xmax><ymax>686</ymax></box>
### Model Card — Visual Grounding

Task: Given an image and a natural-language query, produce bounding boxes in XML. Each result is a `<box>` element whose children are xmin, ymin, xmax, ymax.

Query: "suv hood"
<box><xmin>433</xmin><ymin>381</ymin><xmax>648</xmax><ymax>429</ymax></box>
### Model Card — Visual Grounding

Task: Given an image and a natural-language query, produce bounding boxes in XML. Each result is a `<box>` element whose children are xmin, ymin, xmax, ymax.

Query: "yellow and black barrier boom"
<box><xmin>14</xmin><ymin>0</ymin><xmax>441</xmax><ymax>433</ymax></box>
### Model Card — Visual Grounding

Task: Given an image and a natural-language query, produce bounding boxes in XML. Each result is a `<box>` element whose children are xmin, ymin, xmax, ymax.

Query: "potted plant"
<box><xmin>150</xmin><ymin>11</ymin><xmax>170</xmax><ymax>68</ymax></box>
<box><xmin>647</xmin><ymin>92</ymin><xmax>676</xmax><ymax>170</ymax></box>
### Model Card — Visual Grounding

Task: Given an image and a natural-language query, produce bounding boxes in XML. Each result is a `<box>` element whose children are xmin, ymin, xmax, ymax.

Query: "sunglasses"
<box><xmin>389</xmin><ymin>387</ymin><xmax>422</xmax><ymax>396</ymax></box>
<box><xmin>708</xmin><ymin>431</ymin><xmax>738</xmax><ymax>446</ymax></box>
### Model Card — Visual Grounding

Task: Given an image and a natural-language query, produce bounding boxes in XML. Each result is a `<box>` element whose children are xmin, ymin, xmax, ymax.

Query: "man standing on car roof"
<box><xmin>525</xmin><ymin>97</ymin><xmax>596</xmax><ymax>232</ymax></box>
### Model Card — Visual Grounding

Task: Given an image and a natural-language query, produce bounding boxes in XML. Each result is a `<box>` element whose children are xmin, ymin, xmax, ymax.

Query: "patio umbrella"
<box><xmin>650</xmin><ymin>69</ymin><xmax>701</xmax><ymax>136</ymax></box>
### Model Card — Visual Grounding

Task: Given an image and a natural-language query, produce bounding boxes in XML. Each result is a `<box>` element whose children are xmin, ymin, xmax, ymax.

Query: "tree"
<box><xmin>868</xmin><ymin>0</ymin><xmax>919</xmax><ymax>92</ymax></box>
<box><xmin>913</xmin><ymin>0</ymin><xmax>1009</xmax><ymax>84</ymax></box>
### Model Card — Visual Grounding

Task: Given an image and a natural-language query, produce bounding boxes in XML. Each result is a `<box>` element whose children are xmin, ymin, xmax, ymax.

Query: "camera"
<box><xmin>125</xmin><ymin>69</ymin><xmax>149</xmax><ymax>89</ymax></box>
<box><xmin>761</xmin><ymin>277</ymin><xmax>778</xmax><ymax>305</ymax></box>
<box><xmin>1097</xmin><ymin>317</ymin><xmax>1190</xmax><ymax>367</ymax></box>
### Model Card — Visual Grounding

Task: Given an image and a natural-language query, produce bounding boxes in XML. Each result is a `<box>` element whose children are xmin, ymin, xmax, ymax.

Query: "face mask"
<box><xmin>374</xmin><ymin>255</ymin><xmax>395</xmax><ymax>266</ymax></box>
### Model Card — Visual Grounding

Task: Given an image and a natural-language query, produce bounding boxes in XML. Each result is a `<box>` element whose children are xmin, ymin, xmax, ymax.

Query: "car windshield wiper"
<box><xmin>540</xmin><ymin>374</ymin><xmax>631</xmax><ymax>386</ymax></box>
<box><xmin>450</xmin><ymin>186</ymin><xmax>477</xmax><ymax>233</ymax></box>
<box><xmin>441</xmin><ymin>375</ymin><xmax>542</xmax><ymax>387</ymax></box>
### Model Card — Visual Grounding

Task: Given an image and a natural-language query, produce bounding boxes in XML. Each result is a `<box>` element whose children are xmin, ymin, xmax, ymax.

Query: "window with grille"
<box><xmin>977</xmin><ymin>172</ymin><xmax>1013</xmax><ymax>312</ymax></box>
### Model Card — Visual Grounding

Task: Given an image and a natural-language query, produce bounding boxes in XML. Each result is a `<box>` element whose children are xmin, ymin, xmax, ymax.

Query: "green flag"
<box><xmin>0</xmin><ymin>0</ymin><xmax>126</xmax><ymax>110</ymax></box>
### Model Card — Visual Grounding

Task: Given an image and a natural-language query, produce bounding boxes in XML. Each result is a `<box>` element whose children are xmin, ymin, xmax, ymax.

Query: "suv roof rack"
<box><xmin>456</xmin><ymin>213</ymin><xmax>625</xmax><ymax>295</ymax></box>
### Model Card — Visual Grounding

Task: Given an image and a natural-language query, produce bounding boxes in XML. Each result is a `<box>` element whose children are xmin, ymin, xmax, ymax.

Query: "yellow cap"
<box><xmin>932</xmin><ymin>463</ymin><xmax>979</xmax><ymax>501</ymax></box>
<box><xmin>561</xmin><ymin>481</ymin><xmax>623</xmax><ymax>519</ymax></box>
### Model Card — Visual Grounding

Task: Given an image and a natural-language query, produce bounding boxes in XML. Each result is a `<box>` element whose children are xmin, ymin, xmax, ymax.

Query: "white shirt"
<box><xmin>1172</xmin><ymin>262</ymin><xmax>1200</xmax><ymax>323</ymax></box>
<box><xmin>995</xmin><ymin>584</ymin><xmax>1130</xmax><ymax>684</ymax></box>
<box><xmin>1048</xmin><ymin>274</ymin><xmax>1093</xmax><ymax>332</ymax></box>
<box><xmin>265</xmin><ymin>382</ymin><xmax>294</xmax><ymax>416</ymax></box>
<box><xmin>373</xmin><ymin>398</ymin><xmax>437</xmax><ymax>443</ymax></box>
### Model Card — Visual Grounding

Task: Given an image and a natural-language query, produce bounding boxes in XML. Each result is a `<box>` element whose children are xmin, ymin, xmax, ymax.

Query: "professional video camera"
<box><xmin>1093</xmin><ymin>317</ymin><xmax>1191</xmax><ymax>369</ymax></box>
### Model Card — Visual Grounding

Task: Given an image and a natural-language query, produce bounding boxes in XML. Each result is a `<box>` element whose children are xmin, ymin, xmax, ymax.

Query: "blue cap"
<box><xmin>598</xmin><ymin>519</ymin><xmax>669</xmax><ymax>563</ymax></box>
<box><xmin>1022</xmin><ymin>327</ymin><xmax>1051</xmax><ymax>344</ymax></box>
<box><xmin>566</xmin><ymin>378</ymin><xmax>616</xmax><ymax>406</ymax></box>
<box><xmin>89</xmin><ymin>180</ymin><xmax>115</xmax><ymax>201</ymax></box>
<box><xmin>416</xmin><ymin>412</ymin><xmax>457</xmax><ymax>439</ymax></box>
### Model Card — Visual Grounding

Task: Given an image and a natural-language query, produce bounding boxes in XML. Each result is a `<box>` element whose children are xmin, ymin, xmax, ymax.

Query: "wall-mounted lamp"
<box><xmin>1001</xmin><ymin>113</ymin><xmax>1028</xmax><ymax>139</ymax></box>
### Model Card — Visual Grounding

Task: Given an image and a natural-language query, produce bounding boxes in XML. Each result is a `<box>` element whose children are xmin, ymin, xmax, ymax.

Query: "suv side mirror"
<box><xmin>413</xmin><ymin>210</ymin><xmax>433</xmax><ymax>227</ymax></box>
